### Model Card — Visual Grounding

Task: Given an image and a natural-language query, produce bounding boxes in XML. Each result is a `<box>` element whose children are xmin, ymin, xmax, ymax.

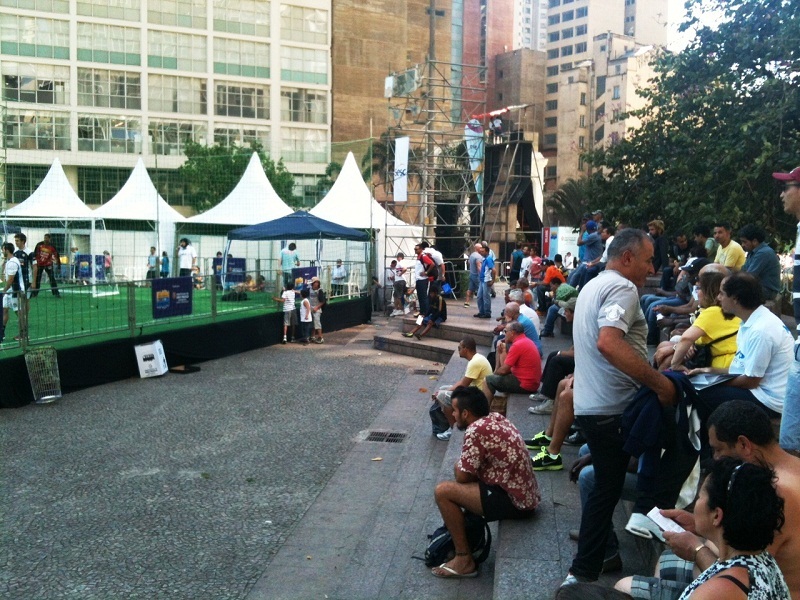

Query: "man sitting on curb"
<box><xmin>482</xmin><ymin>321</ymin><xmax>542</xmax><ymax>414</ymax></box>
<box><xmin>431</xmin><ymin>386</ymin><xmax>540</xmax><ymax>578</ymax></box>
<box><xmin>431</xmin><ymin>337</ymin><xmax>492</xmax><ymax>441</ymax></box>
<box><xmin>403</xmin><ymin>287</ymin><xmax>447</xmax><ymax>340</ymax></box>
<box><xmin>540</xmin><ymin>279</ymin><xmax>579</xmax><ymax>338</ymax></box>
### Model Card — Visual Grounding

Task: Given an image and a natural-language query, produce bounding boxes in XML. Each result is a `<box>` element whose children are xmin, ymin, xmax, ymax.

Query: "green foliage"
<box><xmin>586</xmin><ymin>0</ymin><xmax>800</xmax><ymax>243</ymax></box>
<box><xmin>547</xmin><ymin>178</ymin><xmax>591</xmax><ymax>227</ymax></box>
<box><xmin>313</xmin><ymin>161</ymin><xmax>342</xmax><ymax>200</ymax></box>
<box><xmin>179</xmin><ymin>141</ymin><xmax>297</xmax><ymax>211</ymax></box>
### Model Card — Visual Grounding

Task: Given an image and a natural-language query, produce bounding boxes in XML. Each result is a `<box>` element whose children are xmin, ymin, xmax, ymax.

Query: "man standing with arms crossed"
<box><xmin>773</xmin><ymin>166</ymin><xmax>800</xmax><ymax>456</ymax></box>
<box><xmin>475</xmin><ymin>242</ymin><xmax>495</xmax><ymax>319</ymax></box>
<box><xmin>563</xmin><ymin>228</ymin><xmax>676</xmax><ymax>586</ymax></box>
<box><xmin>177</xmin><ymin>238</ymin><xmax>197</xmax><ymax>278</ymax></box>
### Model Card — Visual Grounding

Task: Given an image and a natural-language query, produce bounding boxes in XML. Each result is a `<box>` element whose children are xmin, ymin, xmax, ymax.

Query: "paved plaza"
<box><xmin>1</xmin><ymin>324</ymin><xmax>418</xmax><ymax>599</ymax></box>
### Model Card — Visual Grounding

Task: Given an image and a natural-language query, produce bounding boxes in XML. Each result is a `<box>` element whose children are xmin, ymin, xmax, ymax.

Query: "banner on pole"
<box><xmin>394</xmin><ymin>136</ymin><xmax>409</xmax><ymax>203</ymax></box>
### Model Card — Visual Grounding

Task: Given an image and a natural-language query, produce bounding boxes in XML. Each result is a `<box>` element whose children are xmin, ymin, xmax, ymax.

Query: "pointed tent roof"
<box><xmin>6</xmin><ymin>158</ymin><xmax>94</xmax><ymax>219</ymax></box>
<box><xmin>310</xmin><ymin>152</ymin><xmax>409</xmax><ymax>229</ymax></box>
<box><xmin>93</xmin><ymin>158</ymin><xmax>185</xmax><ymax>222</ymax></box>
<box><xmin>186</xmin><ymin>153</ymin><xmax>293</xmax><ymax>225</ymax></box>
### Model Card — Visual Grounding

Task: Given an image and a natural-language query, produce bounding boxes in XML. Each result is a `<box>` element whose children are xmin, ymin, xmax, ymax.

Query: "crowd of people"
<box><xmin>420</xmin><ymin>166</ymin><xmax>800</xmax><ymax>599</ymax></box>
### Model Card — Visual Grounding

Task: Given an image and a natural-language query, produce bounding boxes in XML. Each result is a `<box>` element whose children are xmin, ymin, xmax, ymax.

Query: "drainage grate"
<box><xmin>413</xmin><ymin>368</ymin><xmax>441</xmax><ymax>375</ymax></box>
<box><xmin>365</xmin><ymin>431</ymin><xmax>407</xmax><ymax>443</ymax></box>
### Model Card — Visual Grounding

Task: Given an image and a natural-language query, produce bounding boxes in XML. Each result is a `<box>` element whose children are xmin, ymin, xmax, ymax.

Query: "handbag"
<box><xmin>684</xmin><ymin>330</ymin><xmax>738</xmax><ymax>369</ymax></box>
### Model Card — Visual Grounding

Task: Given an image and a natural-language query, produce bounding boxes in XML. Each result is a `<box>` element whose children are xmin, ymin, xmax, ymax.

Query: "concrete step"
<box><xmin>395</xmin><ymin>314</ymin><xmax>495</xmax><ymax>347</ymax></box>
<box><xmin>373</xmin><ymin>330</ymin><xmax>458</xmax><ymax>364</ymax></box>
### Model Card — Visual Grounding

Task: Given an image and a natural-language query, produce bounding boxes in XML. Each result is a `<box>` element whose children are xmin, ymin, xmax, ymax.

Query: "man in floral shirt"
<box><xmin>431</xmin><ymin>386</ymin><xmax>540</xmax><ymax>579</ymax></box>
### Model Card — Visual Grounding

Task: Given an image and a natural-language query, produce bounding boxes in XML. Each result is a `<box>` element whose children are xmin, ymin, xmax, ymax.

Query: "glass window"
<box><xmin>7</xmin><ymin>164</ymin><xmax>50</xmax><ymax>202</ymax></box>
<box><xmin>149</xmin><ymin>75</ymin><xmax>206</xmax><ymax>114</ymax></box>
<box><xmin>281</xmin><ymin>87</ymin><xmax>327</xmax><ymax>124</ymax></box>
<box><xmin>148</xmin><ymin>31</ymin><xmax>206</xmax><ymax>72</ymax></box>
<box><xmin>560</xmin><ymin>62</ymin><xmax>572</xmax><ymax>71</ymax></box>
<box><xmin>576</xmin><ymin>24</ymin><xmax>587</xmax><ymax>35</ymax></box>
<box><xmin>612</xmin><ymin>85</ymin><xmax>621</xmax><ymax>99</ymax></box>
<box><xmin>213</xmin><ymin>125</ymin><xmax>270</xmax><ymax>148</ymax></box>
<box><xmin>547</xmin><ymin>14</ymin><xmax>560</xmax><ymax>25</ymax></box>
<box><xmin>547</xmin><ymin>49</ymin><xmax>559</xmax><ymax>59</ymax></box>
<box><xmin>546</xmin><ymin>66</ymin><xmax>559</xmax><ymax>77</ymax></box>
<box><xmin>544</xmin><ymin>116</ymin><xmax>557</xmax><ymax>128</ymax></box>
<box><xmin>547</xmin><ymin>0</ymin><xmax>560</xmax><ymax>6</ymax></box>
<box><xmin>77</xmin><ymin>22</ymin><xmax>140</xmax><ymax>65</ymax></box>
<box><xmin>214</xmin><ymin>82</ymin><xmax>269</xmax><ymax>119</ymax></box>
<box><xmin>77</xmin><ymin>114</ymin><xmax>141</xmax><ymax>153</ymax></box>
<box><xmin>213</xmin><ymin>38</ymin><xmax>270</xmax><ymax>78</ymax></box>
<box><xmin>545</xmin><ymin>99</ymin><xmax>558</xmax><ymax>111</ymax></box>
<box><xmin>148</xmin><ymin>0</ymin><xmax>206</xmax><ymax>29</ymax></box>
<box><xmin>546</xmin><ymin>82</ymin><xmax>558</xmax><ymax>94</ymax></box>
<box><xmin>578</xmin><ymin>135</ymin><xmax>585</xmax><ymax>149</ymax></box>
<box><xmin>2</xmin><ymin>0</ymin><xmax>68</xmax><ymax>12</ymax></box>
<box><xmin>280</xmin><ymin>128</ymin><xmax>326</xmax><ymax>163</ymax></box>
<box><xmin>580</xmin><ymin>92</ymin><xmax>586</xmax><ymax>105</ymax></box>
<box><xmin>561</xmin><ymin>45</ymin><xmax>573</xmax><ymax>57</ymax></box>
<box><xmin>561</xmin><ymin>27</ymin><xmax>573</xmax><ymax>39</ymax></box>
<box><xmin>293</xmin><ymin>173</ymin><xmax>324</xmax><ymax>208</ymax></box>
<box><xmin>548</xmin><ymin>32</ymin><xmax>559</xmax><ymax>42</ymax></box>
<box><xmin>544</xmin><ymin>133</ymin><xmax>557</xmax><ymax>146</ymax></box>
<box><xmin>0</xmin><ymin>14</ymin><xmax>69</xmax><ymax>59</ymax></box>
<box><xmin>3</xmin><ymin>63</ymin><xmax>69</xmax><ymax>104</ymax></box>
<box><xmin>77</xmin><ymin>167</ymin><xmax>131</xmax><ymax>205</ymax></box>
<box><xmin>213</xmin><ymin>0</ymin><xmax>270</xmax><ymax>36</ymax></box>
<box><xmin>579</xmin><ymin>115</ymin><xmax>586</xmax><ymax>127</ymax></box>
<box><xmin>78</xmin><ymin>68</ymin><xmax>141</xmax><ymax>109</ymax></box>
<box><xmin>544</xmin><ymin>165</ymin><xmax>557</xmax><ymax>178</ymax></box>
<box><xmin>281</xmin><ymin>46</ymin><xmax>327</xmax><ymax>84</ymax></box>
<box><xmin>77</xmin><ymin>0</ymin><xmax>139</xmax><ymax>21</ymax></box>
<box><xmin>280</xmin><ymin>4</ymin><xmax>328</xmax><ymax>45</ymax></box>
<box><xmin>576</xmin><ymin>6</ymin><xmax>588</xmax><ymax>17</ymax></box>
<box><xmin>562</xmin><ymin>10</ymin><xmax>574</xmax><ymax>21</ymax></box>
<box><xmin>5</xmin><ymin>109</ymin><xmax>70</xmax><ymax>150</ymax></box>
<box><xmin>149</xmin><ymin>120</ymin><xmax>207</xmax><ymax>155</ymax></box>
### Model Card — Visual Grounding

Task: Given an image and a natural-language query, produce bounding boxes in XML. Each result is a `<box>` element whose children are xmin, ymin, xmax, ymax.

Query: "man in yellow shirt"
<box><xmin>712</xmin><ymin>221</ymin><xmax>746</xmax><ymax>271</ymax></box>
<box><xmin>432</xmin><ymin>336</ymin><xmax>492</xmax><ymax>440</ymax></box>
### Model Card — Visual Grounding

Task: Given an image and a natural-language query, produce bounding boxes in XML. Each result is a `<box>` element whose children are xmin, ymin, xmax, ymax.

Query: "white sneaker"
<box><xmin>390</xmin><ymin>310</ymin><xmax>403</xmax><ymax>316</ymax></box>
<box><xmin>625</xmin><ymin>512</ymin><xmax>665</xmax><ymax>542</ymax></box>
<box><xmin>529</xmin><ymin>398</ymin><xmax>554</xmax><ymax>415</ymax></box>
<box><xmin>436</xmin><ymin>428</ymin><xmax>452</xmax><ymax>441</ymax></box>
<box><xmin>403</xmin><ymin>307</ymin><xmax>411</xmax><ymax>314</ymax></box>
<box><xmin>529</xmin><ymin>392</ymin><xmax>549</xmax><ymax>403</ymax></box>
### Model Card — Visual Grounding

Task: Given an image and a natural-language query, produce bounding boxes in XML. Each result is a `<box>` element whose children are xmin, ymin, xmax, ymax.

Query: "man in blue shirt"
<box><xmin>475</xmin><ymin>243</ymin><xmax>495</xmax><ymax>318</ymax></box>
<box><xmin>739</xmin><ymin>224</ymin><xmax>781</xmax><ymax>315</ymax></box>
<box><xmin>569</xmin><ymin>220</ymin><xmax>603</xmax><ymax>288</ymax></box>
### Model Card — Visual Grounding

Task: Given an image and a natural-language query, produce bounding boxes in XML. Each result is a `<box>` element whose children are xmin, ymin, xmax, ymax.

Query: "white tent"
<box><xmin>93</xmin><ymin>158</ymin><xmax>185</xmax><ymax>279</ymax></box>
<box><xmin>310</xmin><ymin>152</ymin><xmax>421</xmax><ymax>279</ymax></box>
<box><xmin>6</xmin><ymin>157</ymin><xmax>94</xmax><ymax>219</ymax></box>
<box><xmin>185</xmin><ymin>152</ymin><xmax>293</xmax><ymax>225</ymax></box>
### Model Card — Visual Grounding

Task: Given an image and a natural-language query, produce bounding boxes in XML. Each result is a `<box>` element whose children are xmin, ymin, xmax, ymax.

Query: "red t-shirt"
<box><xmin>34</xmin><ymin>243</ymin><xmax>59</xmax><ymax>267</ymax></box>
<box><xmin>504</xmin><ymin>334</ymin><xmax>542</xmax><ymax>391</ymax></box>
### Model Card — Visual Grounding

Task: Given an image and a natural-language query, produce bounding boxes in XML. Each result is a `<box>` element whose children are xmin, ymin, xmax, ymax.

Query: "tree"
<box><xmin>586</xmin><ymin>0</ymin><xmax>800</xmax><ymax>242</ymax></box>
<box><xmin>179</xmin><ymin>141</ymin><xmax>297</xmax><ymax>211</ymax></box>
<box><xmin>547</xmin><ymin>178</ymin><xmax>591</xmax><ymax>227</ymax></box>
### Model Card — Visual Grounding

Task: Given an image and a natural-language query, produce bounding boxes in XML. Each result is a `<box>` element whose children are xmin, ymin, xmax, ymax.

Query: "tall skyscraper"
<box><xmin>541</xmin><ymin>0</ymin><xmax>672</xmax><ymax>189</ymax></box>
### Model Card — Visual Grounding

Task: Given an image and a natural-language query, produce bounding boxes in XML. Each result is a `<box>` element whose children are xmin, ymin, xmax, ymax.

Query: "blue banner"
<box><xmin>292</xmin><ymin>266</ymin><xmax>319</xmax><ymax>291</ymax></box>
<box><xmin>76</xmin><ymin>254</ymin><xmax>108</xmax><ymax>281</ymax></box>
<box><xmin>213</xmin><ymin>257</ymin><xmax>247</xmax><ymax>288</ymax></box>
<box><xmin>152</xmin><ymin>276</ymin><xmax>193</xmax><ymax>319</ymax></box>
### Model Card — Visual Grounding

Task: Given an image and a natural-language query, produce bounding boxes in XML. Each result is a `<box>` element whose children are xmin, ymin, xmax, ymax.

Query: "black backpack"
<box><xmin>429</xmin><ymin>403</ymin><xmax>450</xmax><ymax>435</ymax></box>
<box><xmin>421</xmin><ymin>512</ymin><xmax>491</xmax><ymax>567</ymax></box>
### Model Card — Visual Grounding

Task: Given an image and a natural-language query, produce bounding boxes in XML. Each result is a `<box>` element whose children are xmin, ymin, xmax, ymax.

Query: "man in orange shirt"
<box><xmin>532</xmin><ymin>254</ymin><xmax>566</xmax><ymax>312</ymax></box>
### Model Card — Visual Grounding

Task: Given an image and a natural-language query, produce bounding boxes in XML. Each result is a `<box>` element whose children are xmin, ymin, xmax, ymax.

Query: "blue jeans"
<box><xmin>570</xmin><ymin>414</ymin><xmax>629</xmax><ymax>580</ymax></box>
<box><xmin>645</xmin><ymin>296</ymin><xmax>684</xmax><ymax>343</ymax></box>
<box><xmin>568</xmin><ymin>264</ymin><xmax>586</xmax><ymax>287</ymax></box>
<box><xmin>542</xmin><ymin>304</ymin><xmax>560</xmax><ymax>335</ymax></box>
<box><xmin>780</xmin><ymin>356</ymin><xmax>800</xmax><ymax>453</ymax></box>
<box><xmin>477</xmin><ymin>280</ymin><xmax>492</xmax><ymax>317</ymax></box>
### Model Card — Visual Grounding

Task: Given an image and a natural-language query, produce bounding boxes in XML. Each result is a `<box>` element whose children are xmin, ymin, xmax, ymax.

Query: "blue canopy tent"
<box><xmin>224</xmin><ymin>211</ymin><xmax>370</xmax><ymax>292</ymax></box>
<box><xmin>226</xmin><ymin>210</ymin><xmax>369</xmax><ymax>242</ymax></box>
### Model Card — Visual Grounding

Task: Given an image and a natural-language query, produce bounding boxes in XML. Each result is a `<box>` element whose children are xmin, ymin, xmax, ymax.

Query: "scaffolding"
<box><xmin>377</xmin><ymin>60</ymin><xmax>547</xmax><ymax>276</ymax></box>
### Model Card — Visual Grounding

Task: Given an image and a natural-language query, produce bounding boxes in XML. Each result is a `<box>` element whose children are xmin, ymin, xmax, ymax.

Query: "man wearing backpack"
<box><xmin>431</xmin><ymin>386</ymin><xmax>540</xmax><ymax>578</ymax></box>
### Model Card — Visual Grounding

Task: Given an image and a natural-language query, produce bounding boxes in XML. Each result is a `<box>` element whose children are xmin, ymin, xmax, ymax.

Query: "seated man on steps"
<box><xmin>431</xmin><ymin>386</ymin><xmax>540</xmax><ymax>578</ymax></box>
<box><xmin>432</xmin><ymin>337</ymin><xmax>492</xmax><ymax>441</ymax></box>
<box><xmin>482</xmin><ymin>321</ymin><xmax>542</xmax><ymax>413</ymax></box>
<box><xmin>403</xmin><ymin>287</ymin><xmax>447</xmax><ymax>340</ymax></box>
